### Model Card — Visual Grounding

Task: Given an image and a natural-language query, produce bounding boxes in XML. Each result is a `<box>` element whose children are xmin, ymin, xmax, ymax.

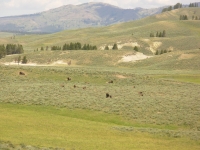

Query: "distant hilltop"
<box><xmin>0</xmin><ymin>2</ymin><xmax>164</xmax><ymax>33</ymax></box>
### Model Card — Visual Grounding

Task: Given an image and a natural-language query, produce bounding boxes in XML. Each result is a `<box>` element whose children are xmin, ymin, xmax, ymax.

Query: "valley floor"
<box><xmin>0</xmin><ymin>65</ymin><xmax>200</xmax><ymax>149</ymax></box>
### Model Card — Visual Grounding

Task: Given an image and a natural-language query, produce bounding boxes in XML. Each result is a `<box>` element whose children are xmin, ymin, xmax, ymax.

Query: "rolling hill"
<box><xmin>0</xmin><ymin>7</ymin><xmax>200</xmax><ymax>70</ymax></box>
<box><xmin>0</xmin><ymin>2</ymin><xmax>164</xmax><ymax>33</ymax></box>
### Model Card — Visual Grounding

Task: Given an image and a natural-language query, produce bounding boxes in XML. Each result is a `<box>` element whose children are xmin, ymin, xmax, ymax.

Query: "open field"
<box><xmin>0</xmin><ymin>65</ymin><xmax>200</xmax><ymax>149</ymax></box>
<box><xmin>0</xmin><ymin>103</ymin><xmax>200</xmax><ymax>150</ymax></box>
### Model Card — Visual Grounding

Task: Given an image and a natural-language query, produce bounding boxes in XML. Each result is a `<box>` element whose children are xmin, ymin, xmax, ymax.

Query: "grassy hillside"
<box><xmin>0</xmin><ymin>65</ymin><xmax>200</xmax><ymax>149</ymax></box>
<box><xmin>0</xmin><ymin>7</ymin><xmax>199</xmax><ymax>52</ymax></box>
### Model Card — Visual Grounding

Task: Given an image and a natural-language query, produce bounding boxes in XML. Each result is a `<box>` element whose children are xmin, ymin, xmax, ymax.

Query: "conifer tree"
<box><xmin>156</xmin><ymin>32</ymin><xmax>159</xmax><ymax>37</ymax></box>
<box><xmin>112</xmin><ymin>44</ymin><xmax>118</xmax><ymax>50</ymax></box>
<box><xmin>22</xmin><ymin>56</ymin><xmax>28</xmax><ymax>64</ymax></box>
<box><xmin>155</xmin><ymin>50</ymin><xmax>159</xmax><ymax>55</ymax></box>
<box><xmin>134</xmin><ymin>46</ymin><xmax>139</xmax><ymax>51</ymax></box>
<box><xmin>105</xmin><ymin>46</ymin><xmax>109</xmax><ymax>50</ymax></box>
<box><xmin>162</xmin><ymin>30</ymin><xmax>166</xmax><ymax>37</ymax></box>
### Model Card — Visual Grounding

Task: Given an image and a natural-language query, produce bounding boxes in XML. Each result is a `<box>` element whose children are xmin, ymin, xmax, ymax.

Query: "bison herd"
<box><xmin>19</xmin><ymin>72</ymin><xmax>144</xmax><ymax>98</ymax></box>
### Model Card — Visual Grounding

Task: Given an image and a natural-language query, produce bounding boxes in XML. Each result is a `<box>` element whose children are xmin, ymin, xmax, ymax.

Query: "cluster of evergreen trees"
<box><xmin>189</xmin><ymin>3</ymin><xmax>199</xmax><ymax>7</ymax></box>
<box><xmin>150</xmin><ymin>30</ymin><xmax>166</xmax><ymax>37</ymax></box>
<box><xmin>155</xmin><ymin>49</ymin><xmax>171</xmax><ymax>55</ymax></box>
<box><xmin>104</xmin><ymin>43</ymin><xmax>118</xmax><ymax>50</ymax></box>
<box><xmin>51</xmin><ymin>46</ymin><xmax>62</xmax><ymax>50</ymax></box>
<box><xmin>0</xmin><ymin>44</ymin><xmax>24</xmax><ymax>59</ymax></box>
<box><xmin>49</xmin><ymin>42</ymin><xmax>97</xmax><ymax>51</ymax></box>
<box><xmin>63</xmin><ymin>42</ymin><xmax>82</xmax><ymax>50</ymax></box>
<box><xmin>192</xmin><ymin>16</ymin><xmax>200</xmax><ymax>20</ymax></box>
<box><xmin>180</xmin><ymin>15</ymin><xmax>188</xmax><ymax>20</ymax></box>
<box><xmin>162</xmin><ymin>3</ymin><xmax>183</xmax><ymax>12</ymax></box>
<box><xmin>15</xmin><ymin>56</ymin><xmax>28</xmax><ymax>64</ymax></box>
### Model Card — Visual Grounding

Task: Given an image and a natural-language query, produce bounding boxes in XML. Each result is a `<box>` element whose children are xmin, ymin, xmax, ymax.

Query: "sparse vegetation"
<box><xmin>150</xmin><ymin>30</ymin><xmax>166</xmax><ymax>37</ymax></box>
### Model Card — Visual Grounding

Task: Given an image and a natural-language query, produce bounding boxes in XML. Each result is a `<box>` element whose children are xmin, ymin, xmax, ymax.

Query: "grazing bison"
<box><xmin>74</xmin><ymin>85</ymin><xmax>76</xmax><ymax>88</ymax></box>
<box><xmin>67</xmin><ymin>77</ymin><xmax>71</xmax><ymax>81</ymax></box>
<box><xmin>60</xmin><ymin>85</ymin><xmax>65</xmax><ymax>87</ymax></box>
<box><xmin>83</xmin><ymin>87</ymin><xmax>86</xmax><ymax>90</ymax></box>
<box><xmin>108</xmin><ymin>80</ymin><xmax>113</xmax><ymax>83</ymax></box>
<box><xmin>139</xmin><ymin>92</ymin><xmax>143</xmax><ymax>96</ymax></box>
<box><xmin>19</xmin><ymin>72</ymin><xmax>25</xmax><ymax>75</ymax></box>
<box><xmin>106</xmin><ymin>93</ymin><xmax>112</xmax><ymax>98</ymax></box>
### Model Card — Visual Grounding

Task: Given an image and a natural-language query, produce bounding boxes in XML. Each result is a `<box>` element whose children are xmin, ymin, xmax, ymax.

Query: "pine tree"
<box><xmin>162</xmin><ymin>30</ymin><xmax>166</xmax><ymax>37</ymax></box>
<box><xmin>18</xmin><ymin>56</ymin><xmax>21</xmax><ymax>65</ymax></box>
<box><xmin>134</xmin><ymin>46</ymin><xmax>139</xmax><ymax>51</ymax></box>
<box><xmin>159</xmin><ymin>32</ymin><xmax>162</xmax><ymax>37</ymax></box>
<box><xmin>155</xmin><ymin>50</ymin><xmax>159</xmax><ymax>55</ymax></box>
<box><xmin>22</xmin><ymin>56</ymin><xmax>27</xmax><ymax>64</ymax></box>
<box><xmin>185</xmin><ymin>15</ymin><xmax>188</xmax><ymax>20</ymax></box>
<box><xmin>112</xmin><ymin>44</ymin><xmax>118</xmax><ymax>50</ymax></box>
<box><xmin>105</xmin><ymin>46</ymin><xmax>109</xmax><ymax>50</ymax></box>
<box><xmin>156</xmin><ymin>32</ymin><xmax>159</xmax><ymax>37</ymax></box>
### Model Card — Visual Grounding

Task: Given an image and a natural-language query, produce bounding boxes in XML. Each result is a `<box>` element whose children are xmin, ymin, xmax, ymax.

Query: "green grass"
<box><xmin>153</xmin><ymin>74</ymin><xmax>200</xmax><ymax>84</ymax></box>
<box><xmin>0</xmin><ymin>103</ymin><xmax>200</xmax><ymax>150</ymax></box>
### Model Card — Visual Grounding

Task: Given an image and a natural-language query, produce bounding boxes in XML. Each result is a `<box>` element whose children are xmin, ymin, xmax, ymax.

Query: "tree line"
<box><xmin>14</xmin><ymin>56</ymin><xmax>28</xmax><ymax>64</ymax></box>
<box><xmin>180</xmin><ymin>15</ymin><xmax>200</xmax><ymax>20</ymax></box>
<box><xmin>180</xmin><ymin>15</ymin><xmax>188</xmax><ymax>20</ymax></box>
<box><xmin>0</xmin><ymin>44</ymin><xmax>24</xmax><ymax>59</ymax></box>
<box><xmin>155</xmin><ymin>49</ymin><xmax>171</xmax><ymax>55</ymax></box>
<box><xmin>162</xmin><ymin>3</ymin><xmax>183</xmax><ymax>12</ymax></box>
<box><xmin>192</xmin><ymin>16</ymin><xmax>200</xmax><ymax>20</ymax></box>
<box><xmin>104</xmin><ymin>43</ymin><xmax>118</xmax><ymax>50</ymax></box>
<box><xmin>162</xmin><ymin>2</ymin><xmax>199</xmax><ymax>13</ymax></box>
<box><xmin>150</xmin><ymin>30</ymin><xmax>166</xmax><ymax>37</ymax></box>
<box><xmin>189</xmin><ymin>3</ymin><xmax>199</xmax><ymax>7</ymax></box>
<box><xmin>37</xmin><ymin>42</ymin><xmax>98</xmax><ymax>51</ymax></box>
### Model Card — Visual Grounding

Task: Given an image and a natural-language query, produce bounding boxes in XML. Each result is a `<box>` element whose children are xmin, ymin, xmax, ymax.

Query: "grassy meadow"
<box><xmin>0</xmin><ymin>7</ymin><xmax>200</xmax><ymax>150</ymax></box>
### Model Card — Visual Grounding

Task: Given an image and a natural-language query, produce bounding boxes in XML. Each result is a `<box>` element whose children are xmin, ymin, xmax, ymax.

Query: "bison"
<box><xmin>139</xmin><ymin>92</ymin><xmax>143</xmax><ymax>96</ymax></box>
<box><xmin>108</xmin><ymin>80</ymin><xmax>113</xmax><ymax>83</ymax></box>
<box><xmin>19</xmin><ymin>72</ymin><xmax>25</xmax><ymax>75</ymax></box>
<box><xmin>106</xmin><ymin>93</ymin><xmax>112</xmax><ymax>98</ymax></box>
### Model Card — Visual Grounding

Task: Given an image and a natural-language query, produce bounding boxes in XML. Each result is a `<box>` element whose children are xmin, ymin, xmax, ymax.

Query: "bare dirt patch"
<box><xmin>118</xmin><ymin>52</ymin><xmax>153</xmax><ymax>63</ymax></box>
<box><xmin>115</xmin><ymin>75</ymin><xmax>127</xmax><ymax>79</ymax></box>
<box><xmin>178</xmin><ymin>54</ymin><xmax>195</xmax><ymax>60</ymax></box>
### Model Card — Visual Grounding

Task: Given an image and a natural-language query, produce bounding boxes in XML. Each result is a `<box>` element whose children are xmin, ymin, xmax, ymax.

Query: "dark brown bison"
<box><xmin>74</xmin><ymin>85</ymin><xmax>76</xmax><ymax>88</ymax></box>
<box><xmin>139</xmin><ymin>92</ymin><xmax>143</xmax><ymax>96</ymax></box>
<box><xmin>19</xmin><ymin>72</ymin><xmax>25</xmax><ymax>75</ymax></box>
<box><xmin>106</xmin><ymin>93</ymin><xmax>112</xmax><ymax>98</ymax></box>
<box><xmin>67</xmin><ymin>77</ymin><xmax>71</xmax><ymax>81</ymax></box>
<box><xmin>108</xmin><ymin>80</ymin><xmax>113</xmax><ymax>83</ymax></box>
<box><xmin>83</xmin><ymin>87</ymin><xmax>86</xmax><ymax>90</ymax></box>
